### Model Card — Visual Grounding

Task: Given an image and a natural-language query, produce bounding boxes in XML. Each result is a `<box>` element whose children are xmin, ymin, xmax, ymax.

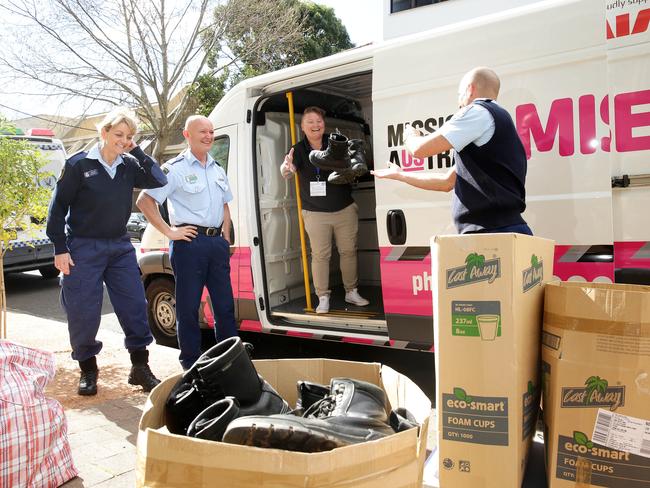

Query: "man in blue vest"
<box><xmin>137</xmin><ymin>115</ymin><xmax>237</xmax><ymax>370</ymax></box>
<box><xmin>372</xmin><ymin>67</ymin><xmax>532</xmax><ymax>235</ymax></box>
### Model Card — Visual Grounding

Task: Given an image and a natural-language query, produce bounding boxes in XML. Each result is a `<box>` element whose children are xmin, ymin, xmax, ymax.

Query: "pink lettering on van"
<box><xmin>516</xmin><ymin>89</ymin><xmax>650</xmax><ymax>159</ymax></box>
<box><xmin>401</xmin><ymin>149</ymin><xmax>426</xmax><ymax>172</ymax></box>
<box><xmin>516</xmin><ymin>98</ymin><xmax>574</xmax><ymax>159</ymax></box>
<box><xmin>615</xmin><ymin>89</ymin><xmax>650</xmax><ymax>152</ymax></box>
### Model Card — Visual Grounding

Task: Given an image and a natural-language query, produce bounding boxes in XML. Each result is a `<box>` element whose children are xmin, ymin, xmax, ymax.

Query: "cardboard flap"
<box><xmin>544</xmin><ymin>281</ymin><xmax>650</xmax><ymax>337</ymax></box>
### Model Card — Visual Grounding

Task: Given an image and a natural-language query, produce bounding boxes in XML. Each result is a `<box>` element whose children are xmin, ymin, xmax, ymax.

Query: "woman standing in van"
<box><xmin>46</xmin><ymin>107</ymin><xmax>167</xmax><ymax>396</ymax></box>
<box><xmin>280</xmin><ymin>106</ymin><xmax>369</xmax><ymax>314</ymax></box>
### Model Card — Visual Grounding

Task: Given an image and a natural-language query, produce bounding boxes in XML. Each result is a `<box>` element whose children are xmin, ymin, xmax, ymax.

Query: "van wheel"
<box><xmin>145</xmin><ymin>277</ymin><xmax>178</xmax><ymax>348</ymax></box>
<box><xmin>39</xmin><ymin>265</ymin><xmax>60</xmax><ymax>279</ymax></box>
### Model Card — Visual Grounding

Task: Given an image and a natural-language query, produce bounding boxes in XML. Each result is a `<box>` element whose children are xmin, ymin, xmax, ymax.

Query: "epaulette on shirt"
<box><xmin>161</xmin><ymin>155</ymin><xmax>183</xmax><ymax>175</ymax></box>
<box><xmin>67</xmin><ymin>150</ymin><xmax>88</xmax><ymax>166</ymax></box>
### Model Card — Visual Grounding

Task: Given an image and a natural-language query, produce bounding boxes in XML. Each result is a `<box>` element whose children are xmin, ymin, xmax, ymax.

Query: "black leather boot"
<box><xmin>165</xmin><ymin>337</ymin><xmax>289</xmax><ymax>436</ymax></box>
<box><xmin>309</xmin><ymin>132</ymin><xmax>351</xmax><ymax>171</ymax></box>
<box><xmin>348</xmin><ymin>139</ymin><xmax>369</xmax><ymax>177</ymax></box>
<box><xmin>187</xmin><ymin>397</ymin><xmax>240</xmax><ymax>441</ymax></box>
<box><xmin>328</xmin><ymin>139</ymin><xmax>369</xmax><ymax>185</ymax></box>
<box><xmin>189</xmin><ymin>337</ymin><xmax>263</xmax><ymax>405</ymax></box>
<box><xmin>128</xmin><ymin>349</ymin><xmax>161</xmax><ymax>392</ymax></box>
<box><xmin>187</xmin><ymin>380</ymin><xmax>291</xmax><ymax>441</ymax></box>
<box><xmin>165</xmin><ymin>381</ymin><xmax>205</xmax><ymax>435</ymax></box>
<box><xmin>78</xmin><ymin>357</ymin><xmax>98</xmax><ymax>396</ymax></box>
<box><xmin>295</xmin><ymin>381</ymin><xmax>329</xmax><ymax>414</ymax></box>
<box><xmin>327</xmin><ymin>168</ymin><xmax>356</xmax><ymax>185</ymax></box>
<box><xmin>222</xmin><ymin>378</ymin><xmax>395</xmax><ymax>452</ymax></box>
<box><xmin>389</xmin><ymin>407</ymin><xmax>419</xmax><ymax>432</ymax></box>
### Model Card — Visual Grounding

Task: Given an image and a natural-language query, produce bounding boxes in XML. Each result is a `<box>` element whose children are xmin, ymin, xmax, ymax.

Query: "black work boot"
<box><xmin>187</xmin><ymin>397</ymin><xmax>240</xmax><ymax>441</ymax></box>
<box><xmin>187</xmin><ymin>380</ymin><xmax>291</xmax><ymax>441</ymax></box>
<box><xmin>327</xmin><ymin>168</ymin><xmax>356</xmax><ymax>185</ymax></box>
<box><xmin>295</xmin><ymin>381</ymin><xmax>330</xmax><ymax>414</ymax></box>
<box><xmin>128</xmin><ymin>349</ymin><xmax>160</xmax><ymax>392</ymax></box>
<box><xmin>309</xmin><ymin>131</ymin><xmax>351</xmax><ymax>171</ymax></box>
<box><xmin>222</xmin><ymin>378</ymin><xmax>395</xmax><ymax>452</ymax></box>
<box><xmin>78</xmin><ymin>357</ymin><xmax>98</xmax><ymax>396</ymax></box>
<box><xmin>389</xmin><ymin>407</ymin><xmax>419</xmax><ymax>432</ymax></box>
<box><xmin>165</xmin><ymin>381</ymin><xmax>205</xmax><ymax>435</ymax></box>
<box><xmin>348</xmin><ymin>139</ymin><xmax>369</xmax><ymax>178</ymax></box>
<box><xmin>328</xmin><ymin>139</ymin><xmax>369</xmax><ymax>185</ymax></box>
<box><xmin>188</xmin><ymin>337</ymin><xmax>263</xmax><ymax>405</ymax></box>
<box><xmin>166</xmin><ymin>337</ymin><xmax>290</xmax><ymax>436</ymax></box>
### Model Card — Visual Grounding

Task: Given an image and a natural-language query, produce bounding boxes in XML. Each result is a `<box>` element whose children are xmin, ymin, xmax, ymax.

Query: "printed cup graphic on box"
<box><xmin>476</xmin><ymin>314</ymin><xmax>500</xmax><ymax>341</ymax></box>
<box><xmin>452</xmin><ymin>301</ymin><xmax>501</xmax><ymax>340</ymax></box>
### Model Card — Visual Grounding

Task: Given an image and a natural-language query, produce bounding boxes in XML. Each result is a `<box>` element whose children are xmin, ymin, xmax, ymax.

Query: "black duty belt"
<box><xmin>178</xmin><ymin>224</ymin><xmax>222</xmax><ymax>237</ymax></box>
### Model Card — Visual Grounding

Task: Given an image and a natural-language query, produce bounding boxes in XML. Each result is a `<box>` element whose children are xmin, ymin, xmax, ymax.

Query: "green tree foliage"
<box><xmin>193</xmin><ymin>0</ymin><xmax>354</xmax><ymax>112</ymax></box>
<box><xmin>0</xmin><ymin>117</ymin><xmax>51</xmax><ymax>337</ymax></box>
<box><xmin>187</xmin><ymin>72</ymin><xmax>230</xmax><ymax>118</ymax></box>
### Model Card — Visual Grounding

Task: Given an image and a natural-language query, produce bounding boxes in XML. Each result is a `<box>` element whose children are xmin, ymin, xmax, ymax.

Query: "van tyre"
<box><xmin>145</xmin><ymin>277</ymin><xmax>178</xmax><ymax>347</ymax></box>
<box><xmin>39</xmin><ymin>264</ymin><xmax>60</xmax><ymax>279</ymax></box>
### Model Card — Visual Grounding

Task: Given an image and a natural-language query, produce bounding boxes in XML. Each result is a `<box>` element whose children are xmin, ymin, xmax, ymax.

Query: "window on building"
<box><xmin>210</xmin><ymin>135</ymin><xmax>230</xmax><ymax>172</ymax></box>
<box><xmin>390</xmin><ymin>0</ymin><xmax>446</xmax><ymax>13</ymax></box>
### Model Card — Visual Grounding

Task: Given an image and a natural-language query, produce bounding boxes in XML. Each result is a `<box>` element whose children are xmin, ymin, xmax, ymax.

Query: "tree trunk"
<box><xmin>153</xmin><ymin>131</ymin><xmax>172</xmax><ymax>165</ymax></box>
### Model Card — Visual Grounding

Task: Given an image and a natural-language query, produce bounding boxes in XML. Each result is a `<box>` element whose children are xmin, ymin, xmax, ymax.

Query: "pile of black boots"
<box><xmin>165</xmin><ymin>337</ymin><xmax>291</xmax><ymax>440</ymax></box>
<box><xmin>308</xmin><ymin>131</ymin><xmax>369</xmax><ymax>185</ymax></box>
<box><xmin>164</xmin><ymin>337</ymin><xmax>418</xmax><ymax>453</ymax></box>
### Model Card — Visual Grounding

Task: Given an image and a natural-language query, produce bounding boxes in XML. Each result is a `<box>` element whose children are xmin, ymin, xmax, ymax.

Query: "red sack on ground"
<box><xmin>0</xmin><ymin>341</ymin><xmax>77</xmax><ymax>487</ymax></box>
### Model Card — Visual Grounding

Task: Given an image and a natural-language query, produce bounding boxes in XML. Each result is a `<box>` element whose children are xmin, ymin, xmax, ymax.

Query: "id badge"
<box><xmin>310</xmin><ymin>181</ymin><xmax>327</xmax><ymax>197</ymax></box>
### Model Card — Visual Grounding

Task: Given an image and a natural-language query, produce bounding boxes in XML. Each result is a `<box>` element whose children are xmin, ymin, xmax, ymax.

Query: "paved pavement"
<box><xmin>4</xmin><ymin>311</ymin><xmax>182</xmax><ymax>487</ymax></box>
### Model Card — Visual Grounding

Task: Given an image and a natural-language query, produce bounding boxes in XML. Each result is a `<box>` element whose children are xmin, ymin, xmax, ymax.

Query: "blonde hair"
<box><xmin>97</xmin><ymin>107</ymin><xmax>138</xmax><ymax>137</ymax></box>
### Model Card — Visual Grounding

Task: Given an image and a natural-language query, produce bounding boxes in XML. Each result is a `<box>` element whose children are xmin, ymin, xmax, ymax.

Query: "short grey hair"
<box><xmin>97</xmin><ymin>107</ymin><xmax>138</xmax><ymax>136</ymax></box>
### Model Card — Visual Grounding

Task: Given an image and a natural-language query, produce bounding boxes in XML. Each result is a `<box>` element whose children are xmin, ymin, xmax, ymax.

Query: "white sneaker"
<box><xmin>345</xmin><ymin>288</ymin><xmax>369</xmax><ymax>307</ymax></box>
<box><xmin>316</xmin><ymin>295</ymin><xmax>330</xmax><ymax>314</ymax></box>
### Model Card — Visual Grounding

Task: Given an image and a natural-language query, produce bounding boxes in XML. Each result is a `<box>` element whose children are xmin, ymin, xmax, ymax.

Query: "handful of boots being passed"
<box><xmin>164</xmin><ymin>337</ymin><xmax>418</xmax><ymax>453</ymax></box>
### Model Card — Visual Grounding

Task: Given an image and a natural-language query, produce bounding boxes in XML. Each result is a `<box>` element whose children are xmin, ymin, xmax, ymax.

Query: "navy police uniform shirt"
<box><xmin>144</xmin><ymin>148</ymin><xmax>233</xmax><ymax>228</ymax></box>
<box><xmin>46</xmin><ymin>144</ymin><xmax>167</xmax><ymax>254</ymax></box>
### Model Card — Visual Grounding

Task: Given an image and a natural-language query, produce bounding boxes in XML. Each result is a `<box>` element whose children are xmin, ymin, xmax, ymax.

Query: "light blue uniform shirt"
<box><xmin>438</xmin><ymin>99</ymin><xmax>496</xmax><ymax>151</ymax></box>
<box><xmin>86</xmin><ymin>144</ymin><xmax>123</xmax><ymax>179</ymax></box>
<box><xmin>144</xmin><ymin>148</ymin><xmax>233</xmax><ymax>228</ymax></box>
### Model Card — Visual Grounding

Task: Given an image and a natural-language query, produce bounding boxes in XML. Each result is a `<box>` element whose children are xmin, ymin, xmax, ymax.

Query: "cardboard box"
<box><xmin>432</xmin><ymin>233</ymin><xmax>555</xmax><ymax>488</ymax></box>
<box><xmin>542</xmin><ymin>281</ymin><xmax>650</xmax><ymax>488</ymax></box>
<box><xmin>136</xmin><ymin>359</ymin><xmax>431</xmax><ymax>487</ymax></box>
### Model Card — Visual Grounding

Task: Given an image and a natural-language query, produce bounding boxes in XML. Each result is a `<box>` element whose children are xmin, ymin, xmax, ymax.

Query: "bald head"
<box><xmin>458</xmin><ymin>67</ymin><xmax>501</xmax><ymax>107</ymax></box>
<box><xmin>184</xmin><ymin>114</ymin><xmax>211</xmax><ymax>131</ymax></box>
<box><xmin>183</xmin><ymin>115</ymin><xmax>214</xmax><ymax>161</ymax></box>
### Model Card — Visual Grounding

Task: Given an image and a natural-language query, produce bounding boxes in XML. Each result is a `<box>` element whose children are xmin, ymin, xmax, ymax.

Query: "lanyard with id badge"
<box><xmin>310</xmin><ymin>168</ymin><xmax>326</xmax><ymax>197</ymax></box>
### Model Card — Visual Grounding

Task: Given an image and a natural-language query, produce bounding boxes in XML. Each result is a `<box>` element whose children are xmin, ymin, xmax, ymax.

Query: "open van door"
<box><xmin>372</xmin><ymin>0</ymin><xmax>615</xmax><ymax>347</ymax></box>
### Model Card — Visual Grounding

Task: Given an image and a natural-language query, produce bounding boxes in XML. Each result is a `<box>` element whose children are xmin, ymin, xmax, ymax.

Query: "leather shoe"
<box><xmin>128</xmin><ymin>364</ymin><xmax>161</xmax><ymax>392</ymax></box>
<box><xmin>78</xmin><ymin>369</ymin><xmax>98</xmax><ymax>396</ymax></box>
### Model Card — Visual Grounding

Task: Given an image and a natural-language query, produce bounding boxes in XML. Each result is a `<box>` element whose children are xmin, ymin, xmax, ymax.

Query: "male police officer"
<box><xmin>137</xmin><ymin>115</ymin><xmax>237</xmax><ymax>370</ymax></box>
<box><xmin>372</xmin><ymin>67</ymin><xmax>532</xmax><ymax>235</ymax></box>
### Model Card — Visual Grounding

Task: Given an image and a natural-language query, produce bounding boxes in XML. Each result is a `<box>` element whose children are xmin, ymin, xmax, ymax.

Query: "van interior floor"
<box><xmin>271</xmin><ymin>285</ymin><xmax>386</xmax><ymax>330</ymax></box>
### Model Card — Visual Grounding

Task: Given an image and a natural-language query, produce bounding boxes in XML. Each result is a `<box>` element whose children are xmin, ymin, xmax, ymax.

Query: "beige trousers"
<box><xmin>302</xmin><ymin>203</ymin><xmax>359</xmax><ymax>297</ymax></box>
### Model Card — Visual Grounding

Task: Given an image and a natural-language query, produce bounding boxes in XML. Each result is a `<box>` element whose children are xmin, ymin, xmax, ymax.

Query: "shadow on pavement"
<box><xmin>4</xmin><ymin>271</ymin><xmax>115</xmax><ymax>322</ymax></box>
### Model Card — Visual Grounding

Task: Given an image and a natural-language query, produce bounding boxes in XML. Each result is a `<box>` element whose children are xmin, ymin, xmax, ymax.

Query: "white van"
<box><xmin>2</xmin><ymin>128</ymin><xmax>66</xmax><ymax>278</ymax></box>
<box><xmin>139</xmin><ymin>0</ymin><xmax>650</xmax><ymax>349</ymax></box>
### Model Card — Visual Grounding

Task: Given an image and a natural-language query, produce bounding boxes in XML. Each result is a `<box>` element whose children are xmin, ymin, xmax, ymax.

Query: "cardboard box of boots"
<box><xmin>136</xmin><ymin>349</ymin><xmax>431</xmax><ymax>488</ymax></box>
<box><xmin>542</xmin><ymin>281</ymin><xmax>650</xmax><ymax>488</ymax></box>
<box><xmin>432</xmin><ymin>233</ymin><xmax>555</xmax><ymax>488</ymax></box>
